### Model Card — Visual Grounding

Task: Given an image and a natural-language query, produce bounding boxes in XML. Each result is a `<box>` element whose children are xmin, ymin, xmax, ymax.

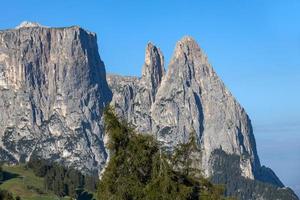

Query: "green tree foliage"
<box><xmin>98</xmin><ymin>107</ymin><xmax>232</xmax><ymax>200</ymax></box>
<box><xmin>0</xmin><ymin>165</ymin><xmax>3</xmax><ymax>182</ymax></box>
<box><xmin>172</xmin><ymin>131</ymin><xmax>202</xmax><ymax>177</ymax></box>
<box><xmin>26</xmin><ymin>158</ymin><xmax>50</xmax><ymax>177</ymax></box>
<box><xmin>26</xmin><ymin>157</ymin><xmax>97</xmax><ymax>199</ymax></box>
<box><xmin>0</xmin><ymin>189</ymin><xmax>16</xmax><ymax>200</ymax></box>
<box><xmin>210</xmin><ymin>149</ymin><xmax>298</xmax><ymax>200</ymax></box>
<box><xmin>0</xmin><ymin>165</ymin><xmax>22</xmax><ymax>200</ymax></box>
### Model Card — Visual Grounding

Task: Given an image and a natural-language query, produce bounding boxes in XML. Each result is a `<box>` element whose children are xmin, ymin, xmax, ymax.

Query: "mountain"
<box><xmin>0</xmin><ymin>22</ymin><xmax>298</xmax><ymax>199</ymax></box>
<box><xmin>0</xmin><ymin>22</ymin><xmax>111</xmax><ymax>174</ymax></box>
<box><xmin>108</xmin><ymin>37</ymin><xmax>298</xmax><ymax>199</ymax></box>
<box><xmin>108</xmin><ymin>37</ymin><xmax>260</xmax><ymax>179</ymax></box>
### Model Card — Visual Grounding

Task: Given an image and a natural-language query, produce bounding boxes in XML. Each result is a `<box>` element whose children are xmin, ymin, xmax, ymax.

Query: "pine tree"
<box><xmin>0</xmin><ymin>165</ymin><xmax>3</xmax><ymax>182</ymax></box>
<box><xmin>172</xmin><ymin>131</ymin><xmax>202</xmax><ymax>178</ymax></box>
<box><xmin>0</xmin><ymin>189</ymin><xmax>15</xmax><ymax>200</ymax></box>
<box><xmin>97</xmin><ymin>107</ymin><xmax>234</xmax><ymax>200</ymax></box>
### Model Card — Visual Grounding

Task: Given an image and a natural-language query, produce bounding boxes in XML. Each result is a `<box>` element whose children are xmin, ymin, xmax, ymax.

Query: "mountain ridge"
<box><xmin>0</xmin><ymin>23</ymin><xmax>298</xmax><ymax>200</ymax></box>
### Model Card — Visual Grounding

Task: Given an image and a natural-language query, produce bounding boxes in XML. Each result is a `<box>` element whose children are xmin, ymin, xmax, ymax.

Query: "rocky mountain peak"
<box><xmin>107</xmin><ymin>42</ymin><xmax>165</xmax><ymax>134</ymax></box>
<box><xmin>141</xmin><ymin>42</ymin><xmax>165</xmax><ymax>97</ymax></box>
<box><xmin>168</xmin><ymin>36</ymin><xmax>212</xmax><ymax>82</ymax></box>
<box><xmin>173</xmin><ymin>36</ymin><xmax>201</xmax><ymax>58</ymax></box>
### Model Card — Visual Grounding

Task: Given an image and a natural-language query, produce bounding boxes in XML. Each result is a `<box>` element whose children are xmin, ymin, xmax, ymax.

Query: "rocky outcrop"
<box><xmin>108</xmin><ymin>37</ymin><xmax>260</xmax><ymax>179</ymax></box>
<box><xmin>107</xmin><ymin>42</ymin><xmax>165</xmax><ymax>134</ymax></box>
<box><xmin>108</xmin><ymin>37</ymin><xmax>297</xmax><ymax>199</ymax></box>
<box><xmin>0</xmin><ymin>22</ymin><xmax>111</xmax><ymax>173</ymax></box>
<box><xmin>0</xmin><ymin>22</ymin><xmax>297</xmax><ymax>199</ymax></box>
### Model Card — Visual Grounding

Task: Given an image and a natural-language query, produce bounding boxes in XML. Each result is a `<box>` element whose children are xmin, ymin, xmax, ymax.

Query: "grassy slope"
<box><xmin>0</xmin><ymin>165</ymin><xmax>69</xmax><ymax>200</ymax></box>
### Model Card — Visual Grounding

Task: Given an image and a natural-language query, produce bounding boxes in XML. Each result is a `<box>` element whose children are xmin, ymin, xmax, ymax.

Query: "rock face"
<box><xmin>0</xmin><ymin>23</ymin><xmax>297</xmax><ymax>199</ymax></box>
<box><xmin>107</xmin><ymin>42</ymin><xmax>164</xmax><ymax>134</ymax></box>
<box><xmin>0</xmin><ymin>23</ymin><xmax>111</xmax><ymax>173</ymax></box>
<box><xmin>108</xmin><ymin>36</ymin><xmax>260</xmax><ymax>179</ymax></box>
<box><xmin>108</xmin><ymin>37</ymin><xmax>298</xmax><ymax>199</ymax></box>
<box><xmin>107</xmin><ymin>37</ymin><xmax>283</xmax><ymax>187</ymax></box>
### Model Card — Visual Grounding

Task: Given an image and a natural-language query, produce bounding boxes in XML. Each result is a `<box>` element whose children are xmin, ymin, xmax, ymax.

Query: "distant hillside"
<box><xmin>0</xmin><ymin>163</ymin><xmax>96</xmax><ymax>200</ymax></box>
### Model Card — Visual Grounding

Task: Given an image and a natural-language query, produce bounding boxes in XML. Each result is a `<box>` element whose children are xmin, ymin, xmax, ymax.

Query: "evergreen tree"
<box><xmin>0</xmin><ymin>189</ymin><xmax>15</xmax><ymax>200</ymax></box>
<box><xmin>27</xmin><ymin>157</ymin><xmax>96</xmax><ymax>199</ymax></box>
<box><xmin>172</xmin><ymin>131</ymin><xmax>202</xmax><ymax>177</ymax></box>
<box><xmin>84</xmin><ymin>174</ymin><xmax>99</xmax><ymax>192</ymax></box>
<box><xmin>97</xmin><ymin>106</ymin><xmax>233</xmax><ymax>200</ymax></box>
<box><xmin>0</xmin><ymin>165</ymin><xmax>3</xmax><ymax>182</ymax></box>
<box><xmin>27</xmin><ymin>157</ymin><xmax>50</xmax><ymax>177</ymax></box>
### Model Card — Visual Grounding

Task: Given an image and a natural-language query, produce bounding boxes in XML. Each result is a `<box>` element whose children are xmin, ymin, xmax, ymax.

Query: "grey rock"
<box><xmin>108</xmin><ymin>37</ymin><xmax>296</xmax><ymax>199</ymax></box>
<box><xmin>0</xmin><ymin>23</ymin><xmax>296</xmax><ymax>199</ymax></box>
<box><xmin>108</xmin><ymin>42</ymin><xmax>165</xmax><ymax>134</ymax></box>
<box><xmin>153</xmin><ymin>37</ymin><xmax>260</xmax><ymax>178</ymax></box>
<box><xmin>0</xmin><ymin>23</ymin><xmax>111</xmax><ymax>173</ymax></box>
<box><xmin>108</xmin><ymin>37</ymin><xmax>260</xmax><ymax>179</ymax></box>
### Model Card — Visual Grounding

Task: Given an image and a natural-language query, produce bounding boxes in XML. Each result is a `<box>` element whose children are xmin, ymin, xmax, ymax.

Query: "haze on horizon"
<box><xmin>1</xmin><ymin>0</ymin><xmax>299</xmax><ymax>196</ymax></box>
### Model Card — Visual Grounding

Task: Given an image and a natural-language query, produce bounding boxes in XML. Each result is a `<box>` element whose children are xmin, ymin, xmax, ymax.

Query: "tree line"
<box><xmin>26</xmin><ymin>157</ymin><xmax>98</xmax><ymax>199</ymax></box>
<box><xmin>0</xmin><ymin>165</ymin><xmax>21</xmax><ymax>200</ymax></box>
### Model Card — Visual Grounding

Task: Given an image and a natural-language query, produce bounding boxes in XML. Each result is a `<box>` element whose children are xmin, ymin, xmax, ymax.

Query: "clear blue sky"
<box><xmin>1</xmin><ymin>0</ymin><xmax>299</xmax><ymax>196</ymax></box>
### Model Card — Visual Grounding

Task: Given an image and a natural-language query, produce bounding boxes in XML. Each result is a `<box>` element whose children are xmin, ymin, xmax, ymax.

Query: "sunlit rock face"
<box><xmin>0</xmin><ymin>22</ymin><xmax>295</xmax><ymax>199</ymax></box>
<box><xmin>153</xmin><ymin>37</ymin><xmax>262</xmax><ymax>179</ymax></box>
<box><xmin>108</xmin><ymin>37</ymin><xmax>259</xmax><ymax>179</ymax></box>
<box><xmin>107</xmin><ymin>42</ymin><xmax>165</xmax><ymax>134</ymax></box>
<box><xmin>0</xmin><ymin>23</ymin><xmax>111</xmax><ymax>173</ymax></box>
<box><xmin>108</xmin><ymin>37</ymin><xmax>298</xmax><ymax>199</ymax></box>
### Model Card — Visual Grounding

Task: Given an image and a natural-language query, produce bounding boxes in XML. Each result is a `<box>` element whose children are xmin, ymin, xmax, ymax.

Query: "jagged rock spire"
<box><xmin>169</xmin><ymin>36</ymin><xmax>212</xmax><ymax>80</ymax></box>
<box><xmin>152</xmin><ymin>36</ymin><xmax>260</xmax><ymax>179</ymax></box>
<box><xmin>141</xmin><ymin>42</ymin><xmax>165</xmax><ymax>99</ymax></box>
<box><xmin>107</xmin><ymin>42</ymin><xmax>165</xmax><ymax>134</ymax></box>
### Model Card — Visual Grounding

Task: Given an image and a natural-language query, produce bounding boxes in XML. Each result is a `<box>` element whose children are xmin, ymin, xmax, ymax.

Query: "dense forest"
<box><xmin>210</xmin><ymin>149</ymin><xmax>298</xmax><ymax>200</ymax></box>
<box><xmin>26</xmin><ymin>158</ymin><xmax>98</xmax><ymax>199</ymax></box>
<box><xmin>0</xmin><ymin>159</ymin><xmax>97</xmax><ymax>200</ymax></box>
<box><xmin>97</xmin><ymin>107</ymin><xmax>235</xmax><ymax>200</ymax></box>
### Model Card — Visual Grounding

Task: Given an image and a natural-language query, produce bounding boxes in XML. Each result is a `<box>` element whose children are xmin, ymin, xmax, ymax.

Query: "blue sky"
<box><xmin>1</xmin><ymin>0</ymin><xmax>299</xmax><ymax>196</ymax></box>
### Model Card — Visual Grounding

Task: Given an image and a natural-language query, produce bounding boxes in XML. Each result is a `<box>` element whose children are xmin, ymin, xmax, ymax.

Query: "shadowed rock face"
<box><xmin>0</xmin><ymin>24</ymin><xmax>111</xmax><ymax>173</ymax></box>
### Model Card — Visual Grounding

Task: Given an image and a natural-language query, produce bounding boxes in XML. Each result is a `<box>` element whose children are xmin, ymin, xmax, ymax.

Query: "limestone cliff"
<box><xmin>0</xmin><ymin>22</ymin><xmax>111</xmax><ymax>173</ymax></box>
